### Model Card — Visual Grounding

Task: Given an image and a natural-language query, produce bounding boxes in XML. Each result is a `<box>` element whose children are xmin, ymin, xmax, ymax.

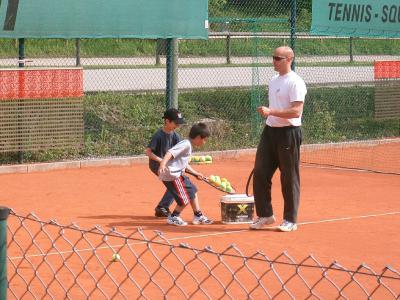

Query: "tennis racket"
<box><xmin>185</xmin><ymin>169</ymin><xmax>236</xmax><ymax>195</ymax></box>
<box><xmin>245</xmin><ymin>169</ymin><xmax>254</xmax><ymax>197</ymax></box>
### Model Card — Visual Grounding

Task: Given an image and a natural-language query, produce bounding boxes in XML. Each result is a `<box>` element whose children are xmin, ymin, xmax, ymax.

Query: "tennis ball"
<box><xmin>221</xmin><ymin>178</ymin><xmax>228</xmax><ymax>183</ymax></box>
<box><xmin>220</xmin><ymin>182</ymin><xmax>227</xmax><ymax>190</ymax></box>
<box><xmin>209</xmin><ymin>175</ymin><xmax>216</xmax><ymax>182</ymax></box>
<box><xmin>205</xmin><ymin>155</ymin><xmax>212</xmax><ymax>161</ymax></box>
<box><xmin>226</xmin><ymin>186</ymin><xmax>233</xmax><ymax>193</ymax></box>
<box><xmin>200</xmin><ymin>156</ymin><xmax>206</xmax><ymax>162</ymax></box>
<box><xmin>112</xmin><ymin>253</ymin><xmax>120</xmax><ymax>262</ymax></box>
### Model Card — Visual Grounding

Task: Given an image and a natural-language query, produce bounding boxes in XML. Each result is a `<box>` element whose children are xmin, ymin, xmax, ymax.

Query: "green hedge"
<box><xmin>0</xmin><ymin>86</ymin><xmax>398</xmax><ymax>164</ymax></box>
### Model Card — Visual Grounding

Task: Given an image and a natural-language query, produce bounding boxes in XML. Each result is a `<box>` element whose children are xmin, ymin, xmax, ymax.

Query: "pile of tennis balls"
<box><xmin>190</xmin><ymin>155</ymin><xmax>212</xmax><ymax>164</ymax></box>
<box><xmin>209</xmin><ymin>175</ymin><xmax>234</xmax><ymax>193</ymax></box>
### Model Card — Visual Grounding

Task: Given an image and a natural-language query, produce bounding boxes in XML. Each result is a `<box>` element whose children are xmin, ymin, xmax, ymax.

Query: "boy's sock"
<box><xmin>171</xmin><ymin>210</ymin><xmax>180</xmax><ymax>217</ymax></box>
<box><xmin>194</xmin><ymin>210</ymin><xmax>203</xmax><ymax>217</ymax></box>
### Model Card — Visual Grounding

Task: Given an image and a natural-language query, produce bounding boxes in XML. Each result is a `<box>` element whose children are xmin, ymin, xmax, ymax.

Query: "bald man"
<box><xmin>250</xmin><ymin>46</ymin><xmax>307</xmax><ymax>232</ymax></box>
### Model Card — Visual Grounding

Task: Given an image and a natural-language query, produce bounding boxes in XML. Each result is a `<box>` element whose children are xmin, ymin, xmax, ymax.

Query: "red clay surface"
<box><xmin>2</xmin><ymin>154</ymin><xmax>399</xmax><ymax>274</ymax></box>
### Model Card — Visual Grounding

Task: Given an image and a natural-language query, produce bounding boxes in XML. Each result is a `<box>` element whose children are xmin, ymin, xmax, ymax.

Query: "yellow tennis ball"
<box><xmin>200</xmin><ymin>156</ymin><xmax>206</xmax><ymax>162</ymax></box>
<box><xmin>112</xmin><ymin>253</ymin><xmax>120</xmax><ymax>262</ymax></box>
<box><xmin>205</xmin><ymin>155</ymin><xmax>212</xmax><ymax>161</ymax></box>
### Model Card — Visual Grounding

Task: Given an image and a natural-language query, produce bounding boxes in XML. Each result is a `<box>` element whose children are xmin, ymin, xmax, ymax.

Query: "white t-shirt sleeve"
<box><xmin>289</xmin><ymin>78</ymin><xmax>307</xmax><ymax>103</ymax></box>
<box><xmin>168</xmin><ymin>140</ymin><xmax>189</xmax><ymax>158</ymax></box>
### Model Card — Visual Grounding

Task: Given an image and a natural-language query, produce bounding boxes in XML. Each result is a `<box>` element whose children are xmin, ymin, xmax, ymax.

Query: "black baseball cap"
<box><xmin>163</xmin><ymin>108</ymin><xmax>185</xmax><ymax>124</ymax></box>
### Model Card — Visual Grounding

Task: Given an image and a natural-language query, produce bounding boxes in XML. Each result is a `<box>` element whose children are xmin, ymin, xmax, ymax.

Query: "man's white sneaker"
<box><xmin>249</xmin><ymin>215</ymin><xmax>276</xmax><ymax>230</ymax></box>
<box><xmin>167</xmin><ymin>215</ymin><xmax>188</xmax><ymax>226</ymax></box>
<box><xmin>192</xmin><ymin>215</ymin><xmax>213</xmax><ymax>225</ymax></box>
<box><xmin>278</xmin><ymin>220</ymin><xmax>297</xmax><ymax>232</ymax></box>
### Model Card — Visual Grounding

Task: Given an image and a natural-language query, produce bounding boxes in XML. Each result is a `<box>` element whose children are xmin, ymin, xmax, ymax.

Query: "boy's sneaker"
<box><xmin>249</xmin><ymin>215</ymin><xmax>276</xmax><ymax>230</ymax></box>
<box><xmin>155</xmin><ymin>206</ymin><xmax>170</xmax><ymax>218</ymax></box>
<box><xmin>167</xmin><ymin>215</ymin><xmax>188</xmax><ymax>226</ymax></box>
<box><xmin>278</xmin><ymin>220</ymin><xmax>298</xmax><ymax>232</ymax></box>
<box><xmin>192</xmin><ymin>215</ymin><xmax>213</xmax><ymax>225</ymax></box>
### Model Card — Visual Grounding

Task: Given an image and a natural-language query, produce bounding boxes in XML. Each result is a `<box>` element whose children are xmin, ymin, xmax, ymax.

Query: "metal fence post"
<box><xmin>75</xmin><ymin>38</ymin><xmax>81</xmax><ymax>66</ymax></box>
<box><xmin>290</xmin><ymin>0</ymin><xmax>297</xmax><ymax>71</ymax></box>
<box><xmin>226</xmin><ymin>34</ymin><xmax>231</xmax><ymax>64</ymax></box>
<box><xmin>349</xmin><ymin>37</ymin><xmax>354</xmax><ymax>62</ymax></box>
<box><xmin>18</xmin><ymin>38</ymin><xmax>25</xmax><ymax>163</ymax></box>
<box><xmin>165</xmin><ymin>38</ymin><xmax>179</xmax><ymax>109</ymax></box>
<box><xmin>18</xmin><ymin>38</ymin><xmax>25</xmax><ymax>68</ymax></box>
<box><xmin>224</xmin><ymin>21</ymin><xmax>231</xmax><ymax>64</ymax></box>
<box><xmin>0</xmin><ymin>207</ymin><xmax>10</xmax><ymax>300</ymax></box>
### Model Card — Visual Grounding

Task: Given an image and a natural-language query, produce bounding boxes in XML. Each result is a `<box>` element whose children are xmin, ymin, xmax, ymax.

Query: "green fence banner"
<box><xmin>311</xmin><ymin>0</ymin><xmax>400</xmax><ymax>38</ymax></box>
<box><xmin>0</xmin><ymin>0</ymin><xmax>208</xmax><ymax>39</ymax></box>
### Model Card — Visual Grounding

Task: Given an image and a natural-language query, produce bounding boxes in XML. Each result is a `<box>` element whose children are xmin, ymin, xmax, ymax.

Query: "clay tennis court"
<box><xmin>2</xmin><ymin>152</ymin><xmax>400</xmax><ymax>298</ymax></box>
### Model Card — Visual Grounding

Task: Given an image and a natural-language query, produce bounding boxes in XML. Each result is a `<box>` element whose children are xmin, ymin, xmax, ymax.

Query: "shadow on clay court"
<box><xmin>79</xmin><ymin>214</ymin><xmax>254</xmax><ymax>234</ymax></box>
<box><xmin>79</xmin><ymin>214</ymin><xmax>145</xmax><ymax>220</ymax></box>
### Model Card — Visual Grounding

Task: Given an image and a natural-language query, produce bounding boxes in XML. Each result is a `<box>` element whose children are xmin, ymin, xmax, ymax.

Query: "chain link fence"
<box><xmin>4</xmin><ymin>210</ymin><xmax>400</xmax><ymax>299</ymax></box>
<box><xmin>0</xmin><ymin>0</ymin><xmax>399</xmax><ymax>173</ymax></box>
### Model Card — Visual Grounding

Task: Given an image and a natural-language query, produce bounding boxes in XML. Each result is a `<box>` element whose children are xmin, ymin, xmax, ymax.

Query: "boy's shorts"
<box><xmin>162</xmin><ymin>175</ymin><xmax>198</xmax><ymax>206</ymax></box>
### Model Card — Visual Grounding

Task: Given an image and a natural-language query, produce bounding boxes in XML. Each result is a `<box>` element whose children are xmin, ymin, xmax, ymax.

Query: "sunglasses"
<box><xmin>272</xmin><ymin>56</ymin><xmax>287</xmax><ymax>61</ymax></box>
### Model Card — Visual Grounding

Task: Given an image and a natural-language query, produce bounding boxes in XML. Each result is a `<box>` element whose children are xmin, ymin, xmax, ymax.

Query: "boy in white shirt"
<box><xmin>158</xmin><ymin>122</ymin><xmax>213</xmax><ymax>226</ymax></box>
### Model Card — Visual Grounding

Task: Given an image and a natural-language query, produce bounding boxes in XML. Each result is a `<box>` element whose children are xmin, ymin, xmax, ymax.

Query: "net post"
<box><xmin>0</xmin><ymin>207</ymin><xmax>10</xmax><ymax>300</ymax></box>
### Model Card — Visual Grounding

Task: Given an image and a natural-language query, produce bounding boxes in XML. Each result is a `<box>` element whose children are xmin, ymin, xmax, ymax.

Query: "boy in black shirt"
<box><xmin>145</xmin><ymin>108</ymin><xmax>184</xmax><ymax>217</ymax></box>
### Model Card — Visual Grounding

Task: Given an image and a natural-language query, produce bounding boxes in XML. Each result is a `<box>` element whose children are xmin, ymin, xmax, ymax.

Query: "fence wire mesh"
<box><xmin>0</xmin><ymin>98</ymin><xmax>84</xmax><ymax>152</ymax></box>
<box><xmin>0</xmin><ymin>1</ymin><xmax>399</xmax><ymax>174</ymax></box>
<box><xmin>5</xmin><ymin>211</ymin><xmax>400</xmax><ymax>299</ymax></box>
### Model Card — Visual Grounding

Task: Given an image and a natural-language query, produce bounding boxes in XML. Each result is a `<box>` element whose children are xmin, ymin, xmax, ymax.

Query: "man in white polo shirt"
<box><xmin>250</xmin><ymin>46</ymin><xmax>307</xmax><ymax>232</ymax></box>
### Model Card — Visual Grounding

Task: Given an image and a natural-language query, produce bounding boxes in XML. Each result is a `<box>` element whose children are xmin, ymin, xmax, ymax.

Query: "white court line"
<box><xmin>9</xmin><ymin>211</ymin><xmax>400</xmax><ymax>260</ymax></box>
<box><xmin>167</xmin><ymin>211</ymin><xmax>400</xmax><ymax>241</ymax></box>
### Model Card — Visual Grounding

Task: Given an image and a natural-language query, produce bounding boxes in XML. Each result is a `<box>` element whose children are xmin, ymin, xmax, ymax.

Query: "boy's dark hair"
<box><xmin>189</xmin><ymin>122</ymin><xmax>210</xmax><ymax>139</ymax></box>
